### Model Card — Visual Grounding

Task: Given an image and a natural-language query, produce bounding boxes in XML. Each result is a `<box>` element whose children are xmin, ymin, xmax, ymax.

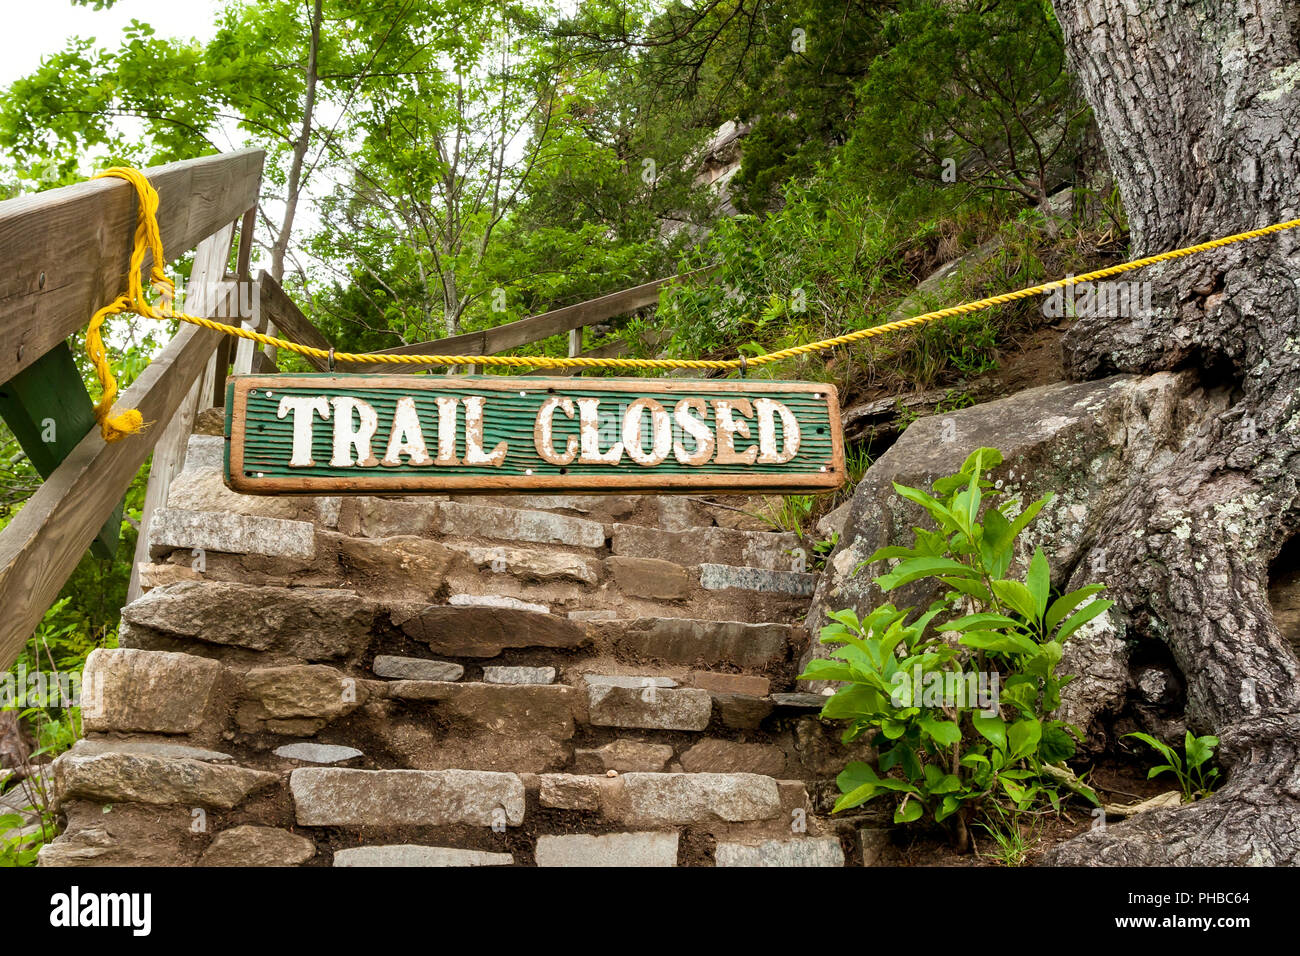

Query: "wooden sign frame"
<box><xmin>224</xmin><ymin>375</ymin><xmax>844</xmax><ymax>495</ymax></box>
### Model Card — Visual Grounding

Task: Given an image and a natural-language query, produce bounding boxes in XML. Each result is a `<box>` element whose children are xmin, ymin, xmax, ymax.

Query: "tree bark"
<box><xmin>1043</xmin><ymin>0</ymin><xmax>1300</xmax><ymax>865</ymax></box>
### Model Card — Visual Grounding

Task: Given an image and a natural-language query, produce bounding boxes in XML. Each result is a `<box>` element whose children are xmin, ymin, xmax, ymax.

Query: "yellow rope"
<box><xmin>86</xmin><ymin>164</ymin><xmax>1300</xmax><ymax>441</ymax></box>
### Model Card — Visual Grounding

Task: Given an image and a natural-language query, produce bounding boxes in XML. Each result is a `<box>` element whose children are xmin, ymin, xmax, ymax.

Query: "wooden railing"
<box><xmin>0</xmin><ymin>146</ymin><xmax>701</xmax><ymax>671</ymax></box>
<box><xmin>0</xmin><ymin>149</ymin><xmax>264</xmax><ymax>670</ymax></box>
<box><xmin>261</xmin><ymin>268</ymin><xmax>710</xmax><ymax>376</ymax></box>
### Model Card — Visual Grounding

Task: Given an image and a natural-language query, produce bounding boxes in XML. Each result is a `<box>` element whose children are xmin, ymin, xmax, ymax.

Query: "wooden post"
<box><xmin>568</xmin><ymin>327</ymin><xmax>582</xmax><ymax>378</ymax></box>
<box><xmin>127</xmin><ymin>224</ymin><xmax>237</xmax><ymax>600</ymax></box>
<box><xmin>125</xmin><ymin>376</ymin><xmax>201</xmax><ymax>602</ymax></box>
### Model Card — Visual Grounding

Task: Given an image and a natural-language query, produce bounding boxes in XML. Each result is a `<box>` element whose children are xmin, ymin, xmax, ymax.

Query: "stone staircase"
<box><xmin>42</xmin><ymin>429</ymin><xmax>883</xmax><ymax>867</ymax></box>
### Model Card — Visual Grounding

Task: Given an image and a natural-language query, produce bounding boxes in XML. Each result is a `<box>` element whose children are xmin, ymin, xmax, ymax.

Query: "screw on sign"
<box><xmin>224</xmin><ymin>375</ymin><xmax>845</xmax><ymax>496</ymax></box>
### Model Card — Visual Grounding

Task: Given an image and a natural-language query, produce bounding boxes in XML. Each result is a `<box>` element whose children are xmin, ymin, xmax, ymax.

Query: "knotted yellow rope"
<box><xmin>87</xmin><ymin>166</ymin><xmax>175</xmax><ymax>441</ymax></box>
<box><xmin>85</xmin><ymin>163</ymin><xmax>1300</xmax><ymax>441</ymax></box>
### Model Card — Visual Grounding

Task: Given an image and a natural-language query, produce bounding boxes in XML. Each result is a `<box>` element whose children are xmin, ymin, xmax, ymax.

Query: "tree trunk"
<box><xmin>269</xmin><ymin>0</ymin><xmax>323</xmax><ymax>284</ymax></box>
<box><xmin>1043</xmin><ymin>0</ymin><xmax>1300</xmax><ymax>865</ymax></box>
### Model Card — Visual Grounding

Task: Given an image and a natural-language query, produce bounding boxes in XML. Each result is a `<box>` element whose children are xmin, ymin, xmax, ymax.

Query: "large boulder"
<box><xmin>805</xmin><ymin>372</ymin><xmax>1212</xmax><ymax>739</ymax></box>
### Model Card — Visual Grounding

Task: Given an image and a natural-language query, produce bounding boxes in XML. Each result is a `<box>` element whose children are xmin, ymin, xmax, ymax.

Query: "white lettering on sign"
<box><xmin>273</xmin><ymin>393</ymin><xmax>804</xmax><ymax>470</ymax></box>
<box><xmin>277</xmin><ymin>396</ymin><xmax>329</xmax><ymax>467</ymax></box>
<box><xmin>713</xmin><ymin>399</ymin><xmax>758</xmax><ymax>465</ymax></box>
<box><xmin>329</xmin><ymin>397</ymin><xmax>380</xmax><ymax>467</ymax></box>
<box><xmin>535</xmin><ymin>396</ymin><xmax>578</xmax><ymax>465</ymax></box>
<box><xmin>381</xmin><ymin>397</ymin><xmax>433</xmax><ymax>467</ymax></box>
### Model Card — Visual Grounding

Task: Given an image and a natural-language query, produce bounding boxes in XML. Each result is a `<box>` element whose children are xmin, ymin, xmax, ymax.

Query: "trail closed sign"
<box><xmin>224</xmin><ymin>375</ymin><xmax>844</xmax><ymax>495</ymax></box>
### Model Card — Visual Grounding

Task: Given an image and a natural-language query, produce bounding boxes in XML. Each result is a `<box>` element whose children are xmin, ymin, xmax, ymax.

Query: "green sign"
<box><xmin>224</xmin><ymin>375</ymin><xmax>844</xmax><ymax>494</ymax></box>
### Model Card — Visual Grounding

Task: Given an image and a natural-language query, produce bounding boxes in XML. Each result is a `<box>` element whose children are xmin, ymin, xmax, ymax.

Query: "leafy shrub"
<box><xmin>1125</xmin><ymin>731</ymin><xmax>1221</xmax><ymax>803</ymax></box>
<box><xmin>799</xmin><ymin>447</ymin><xmax>1110</xmax><ymax>851</ymax></box>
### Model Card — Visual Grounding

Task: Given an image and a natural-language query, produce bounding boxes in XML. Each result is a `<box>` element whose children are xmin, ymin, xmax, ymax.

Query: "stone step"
<box><xmin>591</xmin><ymin>617</ymin><xmax>806</xmax><ymax>670</ymax></box>
<box><xmin>119</xmin><ymin>581</ymin><xmax>375</xmax><ymax>662</ymax></box>
<box><xmin>290</xmin><ymin>768</ymin><xmax>526</xmax><ymax>827</ymax></box>
<box><xmin>389</xmin><ymin>604</ymin><xmax>589</xmax><ymax>658</ymax></box>
<box><xmin>450</xmin><ymin>493</ymin><xmax>650</xmax><ymax>525</ymax></box>
<box><xmin>333</xmin><ymin>845</ymin><xmax>515</xmax><ymax>867</ymax></box>
<box><xmin>611</xmin><ymin>522</ymin><xmax>803</xmax><ymax>572</ymax></box>
<box><xmin>534</xmin><ymin>831</ymin><xmax>678</xmax><ymax>867</ymax></box>
<box><xmin>450</xmin><ymin>493</ymin><xmax>724</xmax><ymax>533</ymax></box>
<box><xmin>714</xmin><ymin>836</ymin><xmax>845</xmax><ymax>867</ymax></box>
<box><xmin>584</xmin><ymin>678</ymin><xmax>713</xmax><ymax>731</ymax></box>
<box><xmin>287</xmin><ymin>765</ymin><xmax>794</xmax><ymax>829</ymax></box>
<box><xmin>322</xmin><ymin>832</ymin><xmax>842</xmax><ymax>867</ymax></box>
<box><xmin>434</xmin><ymin>500</ymin><xmax>607</xmax><ymax>549</ymax></box>
<box><xmin>148</xmin><ymin>507</ymin><xmax>317</xmax><ymax>561</ymax></box>
<box><xmin>699</xmin><ymin>563</ymin><xmax>817</xmax><ymax>596</ymax></box>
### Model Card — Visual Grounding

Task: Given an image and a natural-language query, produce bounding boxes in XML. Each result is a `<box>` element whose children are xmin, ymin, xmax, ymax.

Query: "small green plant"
<box><xmin>0</xmin><ymin>715</ymin><xmax>73</xmax><ymax>868</ymax></box>
<box><xmin>764</xmin><ymin>494</ymin><xmax>816</xmax><ymax>535</ymax></box>
<box><xmin>1125</xmin><ymin>731</ymin><xmax>1221</xmax><ymax>803</ymax></box>
<box><xmin>799</xmin><ymin>447</ymin><xmax>1110</xmax><ymax>851</ymax></box>
<box><xmin>844</xmin><ymin>446</ymin><xmax>873</xmax><ymax>487</ymax></box>
<box><xmin>975</xmin><ymin>801</ymin><xmax>1043</xmax><ymax>866</ymax></box>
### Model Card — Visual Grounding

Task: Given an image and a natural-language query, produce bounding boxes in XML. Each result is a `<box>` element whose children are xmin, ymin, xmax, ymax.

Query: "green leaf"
<box><xmin>972</xmin><ymin>712</ymin><xmax>1007</xmax><ymax>750</ymax></box>
<box><xmin>892</xmin><ymin>483</ymin><xmax>960</xmax><ymax>532</ymax></box>
<box><xmin>820</xmin><ymin>684</ymin><xmax>886</xmax><ymax>720</ymax></box>
<box><xmin>919</xmin><ymin>715</ymin><xmax>962</xmax><ymax>745</ymax></box>
<box><xmin>946</xmin><ymin>612</ymin><xmax>1026</xmax><ymax>632</ymax></box>
<box><xmin>942</xmin><ymin>576</ymin><xmax>995</xmax><ymax>603</ymax></box>
<box><xmin>1039</xmin><ymin>723</ymin><xmax>1077</xmax><ymax>763</ymax></box>
<box><xmin>1185</xmin><ymin>733</ymin><xmax>1219</xmax><ymax>771</ymax></box>
<box><xmin>1055</xmin><ymin>598</ymin><xmax>1113</xmax><ymax>641</ymax></box>
<box><xmin>1007</xmin><ymin>493</ymin><xmax>1053</xmax><ymax>539</ymax></box>
<box><xmin>836</xmin><ymin>761</ymin><xmax>881</xmax><ymax>793</ymax></box>
<box><xmin>990</xmin><ymin>579</ymin><xmax>1038</xmax><ymax>620</ymax></box>
<box><xmin>894</xmin><ymin>798</ymin><xmax>923</xmax><ymax>824</ymax></box>
<box><xmin>1125</xmin><ymin>732</ymin><xmax>1179</xmax><ymax>768</ymax></box>
<box><xmin>824</xmin><ymin>608</ymin><xmax>862</xmax><ymax>631</ymax></box>
<box><xmin>960</xmin><ymin>447</ymin><xmax>1003</xmax><ymax>474</ymax></box>
<box><xmin>980</xmin><ymin>506</ymin><xmax>1015</xmax><ymax>577</ymax></box>
<box><xmin>796</xmin><ymin>659</ymin><xmax>856</xmax><ymax>683</ymax></box>
<box><xmin>1007</xmin><ymin>717</ymin><xmax>1042</xmax><ymax>760</ymax></box>
<box><xmin>875</xmin><ymin>555</ymin><xmax>980</xmax><ymax>591</ymax></box>
<box><xmin>959</xmin><ymin>630</ymin><xmax>1041</xmax><ymax>655</ymax></box>
<box><xmin>929</xmin><ymin>773</ymin><xmax>962</xmax><ymax>794</ymax></box>
<box><xmin>1044</xmin><ymin>584</ymin><xmax>1105</xmax><ymax>634</ymax></box>
<box><xmin>863</xmin><ymin>545</ymin><xmax>921</xmax><ymax>564</ymax></box>
<box><xmin>832</xmin><ymin>783</ymin><xmax>880</xmax><ymax>813</ymax></box>
<box><xmin>934</xmin><ymin>794</ymin><xmax>963</xmax><ymax>822</ymax></box>
<box><xmin>1026</xmin><ymin>547</ymin><xmax>1050</xmax><ymax>619</ymax></box>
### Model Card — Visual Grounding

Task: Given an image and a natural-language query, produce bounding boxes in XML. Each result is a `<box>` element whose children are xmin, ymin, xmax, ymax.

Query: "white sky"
<box><xmin>0</xmin><ymin>0</ymin><xmax>226</xmax><ymax>89</ymax></box>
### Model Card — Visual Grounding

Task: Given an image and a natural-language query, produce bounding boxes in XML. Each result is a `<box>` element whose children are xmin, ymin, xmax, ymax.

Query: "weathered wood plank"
<box><xmin>125</xmin><ymin>377</ymin><xmax>202</xmax><ymax>604</ymax></box>
<box><xmin>232</xmin><ymin>207</ymin><xmax>262</xmax><ymax>376</ymax></box>
<box><xmin>334</xmin><ymin>329</ymin><xmax>487</xmax><ymax>373</ymax></box>
<box><xmin>337</xmin><ymin>269</ymin><xmax>714</xmax><ymax>375</ymax></box>
<box><xmin>0</xmin><ymin>148</ymin><xmax>264</xmax><ymax>386</ymax></box>
<box><xmin>250</xmin><ymin>350</ymin><xmax>279</xmax><ymax>374</ymax></box>
<box><xmin>125</xmin><ymin>226</ymin><xmax>238</xmax><ymax>602</ymax></box>
<box><xmin>0</xmin><ymin>314</ymin><xmax>232</xmax><ymax>671</ymax></box>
